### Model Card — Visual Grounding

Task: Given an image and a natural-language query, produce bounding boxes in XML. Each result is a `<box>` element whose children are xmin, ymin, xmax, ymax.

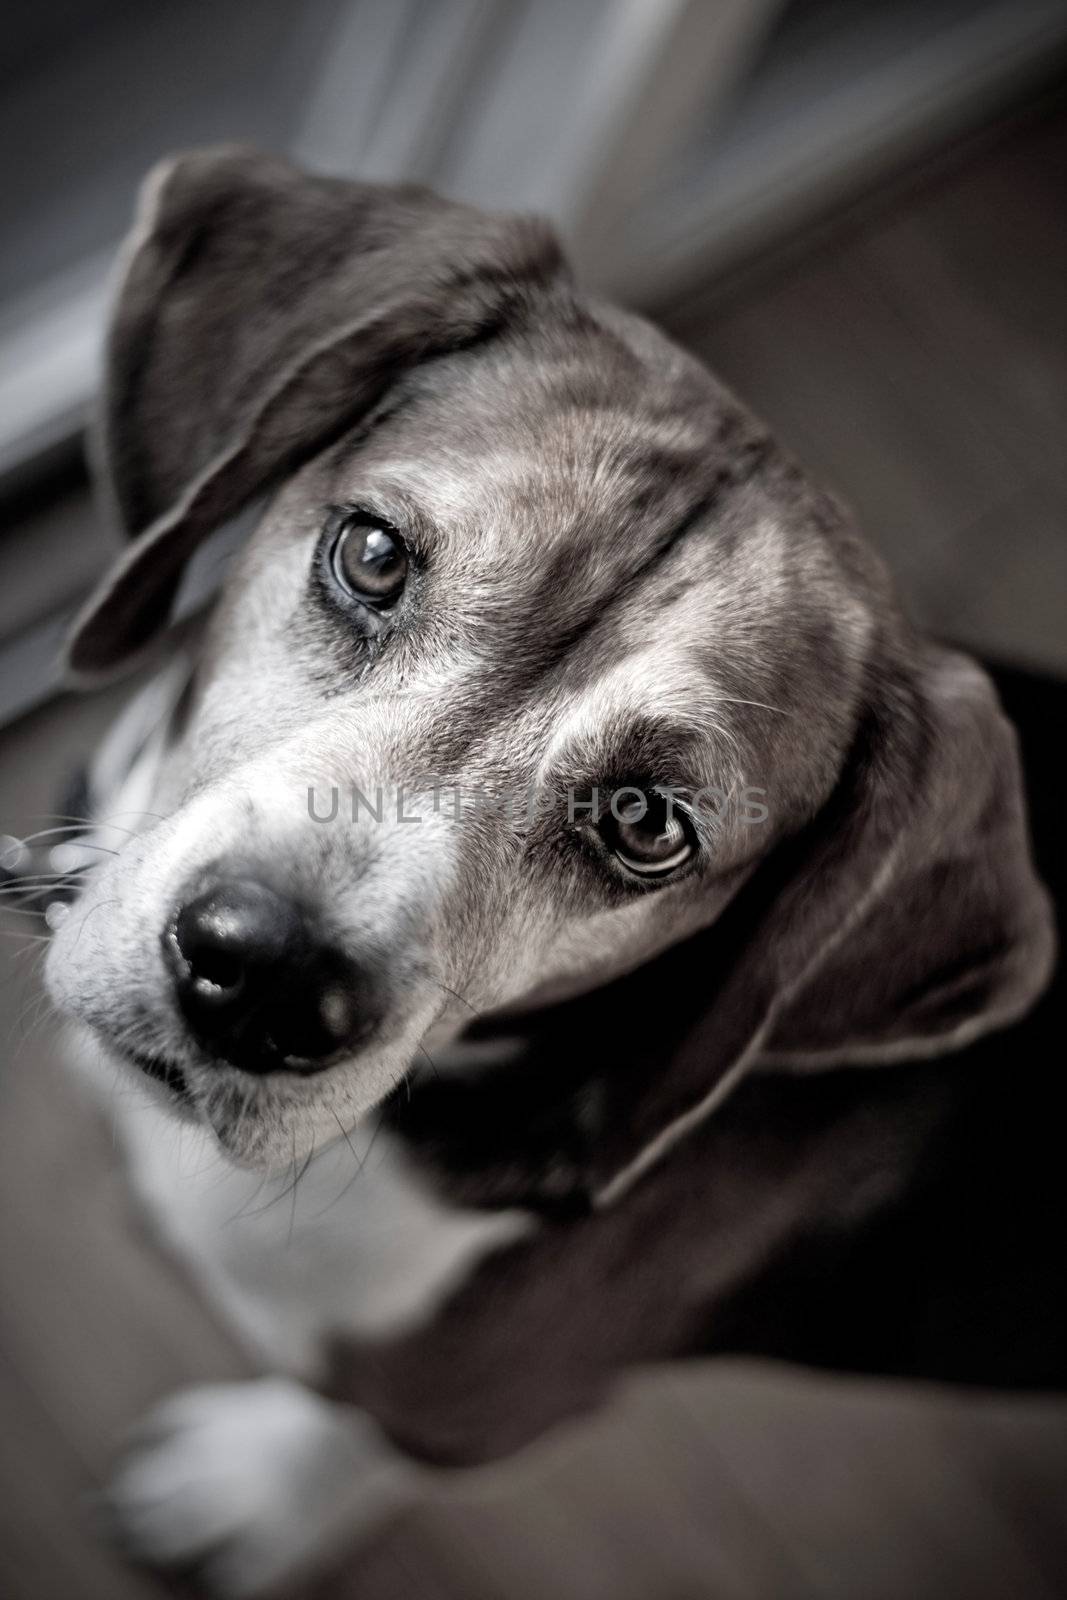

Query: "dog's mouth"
<box><xmin>118</xmin><ymin>1045</ymin><xmax>192</xmax><ymax>1105</ymax></box>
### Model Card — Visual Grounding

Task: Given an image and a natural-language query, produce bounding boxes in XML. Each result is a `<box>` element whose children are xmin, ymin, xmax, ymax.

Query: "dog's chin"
<box><xmin>88</xmin><ymin>1012</ymin><xmax>422</xmax><ymax>1169</ymax></box>
<box><xmin>187</xmin><ymin>1050</ymin><xmax>410</xmax><ymax>1172</ymax></box>
<box><xmin>200</xmin><ymin>1090</ymin><xmax>322</xmax><ymax>1171</ymax></box>
<box><xmin>102</xmin><ymin>1042</ymin><xmax>319</xmax><ymax>1168</ymax></box>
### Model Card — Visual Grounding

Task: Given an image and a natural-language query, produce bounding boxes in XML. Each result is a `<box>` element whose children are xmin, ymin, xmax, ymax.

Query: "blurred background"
<box><xmin>1</xmin><ymin>3</ymin><xmax>1066</xmax><ymax>1597</ymax></box>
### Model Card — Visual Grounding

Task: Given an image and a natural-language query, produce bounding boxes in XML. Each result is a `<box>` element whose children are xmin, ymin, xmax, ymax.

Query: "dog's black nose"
<box><xmin>168</xmin><ymin>879</ymin><xmax>362</xmax><ymax>1071</ymax></box>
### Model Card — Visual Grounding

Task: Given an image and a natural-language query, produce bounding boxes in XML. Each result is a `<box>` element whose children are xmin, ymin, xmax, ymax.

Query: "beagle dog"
<box><xmin>41</xmin><ymin>147</ymin><xmax>1053</xmax><ymax>1596</ymax></box>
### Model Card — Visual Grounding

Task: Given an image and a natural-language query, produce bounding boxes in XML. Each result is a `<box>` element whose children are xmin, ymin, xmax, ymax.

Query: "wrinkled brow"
<box><xmin>542</xmin><ymin>711</ymin><xmax>732</xmax><ymax>798</ymax></box>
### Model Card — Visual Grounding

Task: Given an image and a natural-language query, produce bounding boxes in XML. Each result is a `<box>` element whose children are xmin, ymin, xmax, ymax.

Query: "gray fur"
<box><xmin>50</xmin><ymin>146</ymin><xmax>1053</xmax><ymax>1191</ymax></box>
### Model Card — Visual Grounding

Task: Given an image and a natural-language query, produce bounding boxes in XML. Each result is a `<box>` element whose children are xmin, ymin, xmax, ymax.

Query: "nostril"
<box><xmin>173</xmin><ymin>903</ymin><xmax>249</xmax><ymax>995</ymax></box>
<box><xmin>185</xmin><ymin>944</ymin><xmax>245</xmax><ymax>993</ymax></box>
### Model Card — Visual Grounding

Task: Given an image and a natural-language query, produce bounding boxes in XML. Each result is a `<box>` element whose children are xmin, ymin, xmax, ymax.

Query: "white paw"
<box><xmin>103</xmin><ymin>1379</ymin><xmax>408</xmax><ymax>1597</ymax></box>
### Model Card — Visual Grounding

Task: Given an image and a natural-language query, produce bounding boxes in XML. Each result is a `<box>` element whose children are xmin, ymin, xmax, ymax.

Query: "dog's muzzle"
<box><xmin>164</xmin><ymin>877</ymin><xmax>373</xmax><ymax>1073</ymax></box>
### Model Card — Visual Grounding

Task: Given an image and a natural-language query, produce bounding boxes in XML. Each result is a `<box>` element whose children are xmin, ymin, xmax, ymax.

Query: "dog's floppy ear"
<box><xmin>589</xmin><ymin>641</ymin><xmax>1053</xmax><ymax>1204</ymax></box>
<box><xmin>67</xmin><ymin>146</ymin><xmax>564</xmax><ymax>677</ymax></box>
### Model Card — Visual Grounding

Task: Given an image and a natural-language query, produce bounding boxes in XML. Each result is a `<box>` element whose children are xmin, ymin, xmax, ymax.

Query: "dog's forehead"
<box><xmin>341</xmin><ymin>309</ymin><xmax>862</xmax><ymax>667</ymax></box>
<box><xmin>327</xmin><ymin>317</ymin><xmax>788</xmax><ymax>672</ymax></box>
<box><xmin>355</xmin><ymin>302</ymin><xmax>746</xmax><ymax>555</ymax></box>
<box><xmin>215</xmin><ymin>299</ymin><xmax>873</xmax><ymax>808</ymax></box>
<box><xmin>246</xmin><ymin>304</ymin><xmax>870</xmax><ymax>785</ymax></box>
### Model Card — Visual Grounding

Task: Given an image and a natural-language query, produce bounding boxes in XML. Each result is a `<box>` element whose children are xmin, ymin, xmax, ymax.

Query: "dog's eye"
<box><xmin>330</xmin><ymin>514</ymin><xmax>408</xmax><ymax>605</ymax></box>
<box><xmin>603</xmin><ymin>792</ymin><xmax>696</xmax><ymax>878</ymax></box>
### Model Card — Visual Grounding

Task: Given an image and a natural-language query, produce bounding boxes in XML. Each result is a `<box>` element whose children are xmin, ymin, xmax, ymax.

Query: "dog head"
<box><xmin>47</xmin><ymin>148</ymin><xmax>1053</xmax><ymax>1196</ymax></box>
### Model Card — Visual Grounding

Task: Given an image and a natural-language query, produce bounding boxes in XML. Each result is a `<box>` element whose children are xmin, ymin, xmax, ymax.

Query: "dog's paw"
<box><xmin>102</xmin><ymin>1378</ymin><xmax>407</xmax><ymax>1598</ymax></box>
